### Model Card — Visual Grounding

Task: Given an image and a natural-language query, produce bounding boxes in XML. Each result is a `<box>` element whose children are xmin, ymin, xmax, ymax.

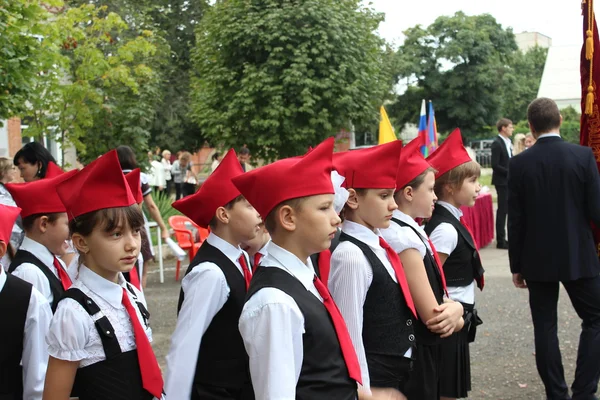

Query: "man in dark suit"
<box><xmin>492</xmin><ymin>117</ymin><xmax>514</xmax><ymax>249</ymax></box>
<box><xmin>508</xmin><ymin>97</ymin><xmax>600</xmax><ymax>400</ymax></box>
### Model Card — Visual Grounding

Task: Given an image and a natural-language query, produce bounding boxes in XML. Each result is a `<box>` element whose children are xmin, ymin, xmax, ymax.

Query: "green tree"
<box><xmin>190</xmin><ymin>0</ymin><xmax>392</xmax><ymax>160</ymax></box>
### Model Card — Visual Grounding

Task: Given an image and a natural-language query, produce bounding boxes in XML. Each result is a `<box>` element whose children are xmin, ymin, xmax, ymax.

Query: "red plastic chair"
<box><xmin>168</xmin><ymin>216</ymin><xmax>210</xmax><ymax>280</ymax></box>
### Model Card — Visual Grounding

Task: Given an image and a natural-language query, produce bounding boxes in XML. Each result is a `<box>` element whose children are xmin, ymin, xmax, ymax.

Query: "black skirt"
<box><xmin>439</xmin><ymin>326</ymin><xmax>471</xmax><ymax>398</ymax></box>
<box><xmin>404</xmin><ymin>343</ymin><xmax>441</xmax><ymax>400</ymax></box>
<box><xmin>367</xmin><ymin>353</ymin><xmax>413</xmax><ymax>394</ymax></box>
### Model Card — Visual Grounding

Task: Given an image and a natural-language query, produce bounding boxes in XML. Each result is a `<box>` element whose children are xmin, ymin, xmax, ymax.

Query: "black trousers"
<box><xmin>495</xmin><ymin>184</ymin><xmax>508</xmax><ymax>244</ymax></box>
<box><xmin>175</xmin><ymin>182</ymin><xmax>183</xmax><ymax>200</ymax></box>
<box><xmin>528</xmin><ymin>276</ymin><xmax>600</xmax><ymax>400</ymax></box>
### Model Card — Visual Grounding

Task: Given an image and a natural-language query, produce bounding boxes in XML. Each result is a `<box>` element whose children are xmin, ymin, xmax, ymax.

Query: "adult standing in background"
<box><xmin>513</xmin><ymin>133</ymin><xmax>526</xmax><ymax>156</ymax></box>
<box><xmin>172</xmin><ymin>151</ymin><xmax>192</xmax><ymax>200</ymax></box>
<box><xmin>508</xmin><ymin>98</ymin><xmax>600</xmax><ymax>400</ymax></box>
<box><xmin>13</xmin><ymin>142</ymin><xmax>56</xmax><ymax>182</ymax></box>
<box><xmin>237</xmin><ymin>147</ymin><xmax>251</xmax><ymax>172</ymax></box>
<box><xmin>162</xmin><ymin>149</ymin><xmax>173</xmax><ymax>197</ymax></box>
<box><xmin>0</xmin><ymin>158</ymin><xmax>23</xmax><ymax>270</ymax></box>
<box><xmin>491</xmin><ymin>118</ymin><xmax>513</xmax><ymax>249</ymax></box>
<box><xmin>210</xmin><ymin>152</ymin><xmax>222</xmax><ymax>172</ymax></box>
<box><xmin>525</xmin><ymin>133</ymin><xmax>537</xmax><ymax>149</ymax></box>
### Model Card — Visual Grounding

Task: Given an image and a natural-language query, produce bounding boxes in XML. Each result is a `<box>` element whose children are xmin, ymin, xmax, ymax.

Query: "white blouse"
<box><xmin>380</xmin><ymin>209</ymin><xmax>431</xmax><ymax>258</ymax></box>
<box><xmin>46</xmin><ymin>265</ymin><xmax>152</xmax><ymax>368</ymax></box>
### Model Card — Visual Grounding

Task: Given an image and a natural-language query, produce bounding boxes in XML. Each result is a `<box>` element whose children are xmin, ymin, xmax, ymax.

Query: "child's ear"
<box><xmin>71</xmin><ymin>233</ymin><xmax>89</xmax><ymax>255</ymax></box>
<box><xmin>345</xmin><ymin>189</ymin><xmax>359</xmax><ymax>210</ymax></box>
<box><xmin>403</xmin><ymin>186</ymin><xmax>413</xmax><ymax>202</ymax></box>
<box><xmin>38</xmin><ymin>216</ymin><xmax>50</xmax><ymax>234</ymax></box>
<box><xmin>215</xmin><ymin>206</ymin><xmax>229</xmax><ymax>225</ymax></box>
<box><xmin>277</xmin><ymin>205</ymin><xmax>297</xmax><ymax>232</ymax></box>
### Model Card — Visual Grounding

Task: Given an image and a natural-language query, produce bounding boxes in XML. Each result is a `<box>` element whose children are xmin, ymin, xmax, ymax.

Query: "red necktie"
<box><xmin>121</xmin><ymin>289</ymin><xmax>163</xmax><ymax>398</ymax></box>
<box><xmin>129</xmin><ymin>264</ymin><xmax>141</xmax><ymax>291</ymax></box>
<box><xmin>317</xmin><ymin>250</ymin><xmax>332</xmax><ymax>287</ymax></box>
<box><xmin>460</xmin><ymin>216</ymin><xmax>485</xmax><ymax>290</ymax></box>
<box><xmin>53</xmin><ymin>257</ymin><xmax>72</xmax><ymax>291</ymax></box>
<box><xmin>238</xmin><ymin>255</ymin><xmax>252</xmax><ymax>290</ymax></box>
<box><xmin>378</xmin><ymin>237</ymin><xmax>417</xmax><ymax>318</ymax></box>
<box><xmin>427</xmin><ymin>238</ymin><xmax>449</xmax><ymax>297</ymax></box>
<box><xmin>312</xmin><ymin>276</ymin><xmax>362</xmax><ymax>384</ymax></box>
<box><xmin>252</xmin><ymin>253</ymin><xmax>262</xmax><ymax>272</ymax></box>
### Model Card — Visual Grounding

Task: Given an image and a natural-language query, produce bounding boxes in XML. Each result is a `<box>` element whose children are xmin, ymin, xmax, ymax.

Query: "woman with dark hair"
<box><xmin>13</xmin><ymin>142</ymin><xmax>56</xmax><ymax>182</ymax></box>
<box><xmin>116</xmin><ymin>145</ymin><xmax>169</xmax><ymax>287</ymax></box>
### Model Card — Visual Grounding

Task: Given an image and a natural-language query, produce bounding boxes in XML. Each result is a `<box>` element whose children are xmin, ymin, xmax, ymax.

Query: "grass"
<box><xmin>479</xmin><ymin>174</ymin><xmax>492</xmax><ymax>188</ymax></box>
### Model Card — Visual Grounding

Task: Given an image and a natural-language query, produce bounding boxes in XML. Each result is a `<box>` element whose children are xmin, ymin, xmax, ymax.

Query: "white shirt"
<box><xmin>381</xmin><ymin>209</ymin><xmax>431</xmax><ymax>258</ymax></box>
<box><xmin>537</xmin><ymin>132</ymin><xmax>561</xmax><ymax>140</ymax></box>
<box><xmin>329</xmin><ymin>220</ymin><xmax>411</xmax><ymax>392</ymax></box>
<box><xmin>164</xmin><ymin>233</ymin><xmax>250</xmax><ymax>400</ymax></box>
<box><xmin>161</xmin><ymin>158</ymin><xmax>172</xmax><ymax>181</ymax></box>
<box><xmin>149</xmin><ymin>160</ymin><xmax>167</xmax><ymax>188</ymax></box>
<box><xmin>429</xmin><ymin>201</ymin><xmax>476</xmax><ymax>304</ymax></box>
<box><xmin>0</xmin><ymin>267</ymin><xmax>52</xmax><ymax>400</ymax></box>
<box><xmin>498</xmin><ymin>134</ymin><xmax>512</xmax><ymax>157</ymax></box>
<box><xmin>11</xmin><ymin>236</ymin><xmax>72</xmax><ymax>305</ymax></box>
<box><xmin>239</xmin><ymin>241</ymin><xmax>323</xmax><ymax>400</ymax></box>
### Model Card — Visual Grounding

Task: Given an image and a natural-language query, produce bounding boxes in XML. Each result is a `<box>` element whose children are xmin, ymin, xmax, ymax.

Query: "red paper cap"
<box><xmin>232</xmin><ymin>137</ymin><xmax>335</xmax><ymax>218</ymax></box>
<box><xmin>333</xmin><ymin>140</ymin><xmax>403</xmax><ymax>189</ymax></box>
<box><xmin>6</xmin><ymin>170</ymin><xmax>78</xmax><ymax>218</ymax></box>
<box><xmin>44</xmin><ymin>162</ymin><xmax>64</xmax><ymax>179</ymax></box>
<box><xmin>426</xmin><ymin>128</ymin><xmax>472</xmax><ymax>178</ymax></box>
<box><xmin>0</xmin><ymin>204</ymin><xmax>21</xmax><ymax>244</ymax></box>
<box><xmin>172</xmin><ymin>149</ymin><xmax>243</xmax><ymax>228</ymax></box>
<box><xmin>125</xmin><ymin>169</ymin><xmax>143</xmax><ymax>204</ymax></box>
<box><xmin>396</xmin><ymin>137</ymin><xmax>433</xmax><ymax>189</ymax></box>
<box><xmin>56</xmin><ymin>150</ymin><xmax>136</xmax><ymax>220</ymax></box>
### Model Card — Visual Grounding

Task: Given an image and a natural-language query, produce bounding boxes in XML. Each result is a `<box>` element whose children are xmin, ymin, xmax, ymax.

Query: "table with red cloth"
<box><xmin>460</xmin><ymin>193</ymin><xmax>494</xmax><ymax>249</ymax></box>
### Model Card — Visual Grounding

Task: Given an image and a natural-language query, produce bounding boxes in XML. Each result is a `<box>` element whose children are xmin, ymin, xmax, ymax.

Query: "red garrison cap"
<box><xmin>172</xmin><ymin>149</ymin><xmax>243</xmax><ymax>228</ymax></box>
<box><xmin>426</xmin><ymin>128</ymin><xmax>472</xmax><ymax>178</ymax></box>
<box><xmin>396</xmin><ymin>136</ymin><xmax>433</xmax><ymax>189</ymax></box>
<box><xmin>44</xmin><ymin>162</ymin><xmax>64</xmax><ymax>179</ymax></box>
<box><xmin>125</xmin><ymin>169</ymin><xmax>143</xmax><ymax>204</ymax></box>
<box><xmin>0</xmin><ymin>204</ymin><xmax>21</xmax><ymax>244</ymax></box>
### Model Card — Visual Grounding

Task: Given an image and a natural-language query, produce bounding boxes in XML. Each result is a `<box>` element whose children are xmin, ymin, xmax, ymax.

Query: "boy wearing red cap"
<box><xmin>165</xmin><ymin>149</ymin><xmax>261</xmax><ymax>400</ymax></box>
<box><xmin>425</xmin><ymin>128</ymin><xmax>484</xmax><ymax>400</ymax></box>
<box><xmin>6</xmin><ymin>171</ymin><xmax>77</xmax><ymax>311</ymax></box>
<box><xmin>328</xmin><ymin>141</ymin><xmax>416</xmax><ymax>399</ymax></box>
<box><xmin>380</xmin><ymin>139</ymin><xmax>464</xmax><ymax>400</ymax></box>
<box><xmin>0</xmin><ymin>204</ymin><xmax>52</xmax><ymax>400</ymax></box>
<box><xmin>233</xmin><ymin>138</ymin><xmax>362</xmax><ymax>400</ymax></box>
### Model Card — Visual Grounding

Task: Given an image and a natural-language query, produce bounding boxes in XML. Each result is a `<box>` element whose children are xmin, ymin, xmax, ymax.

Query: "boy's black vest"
<box><xmin>391</xmin><ymin>218</ymin><xmax>445</xmax><ymax>345</ymax></box>
<box><xmin>246</xmin><ymin>266</ymin><xmax>357</xmax><ymax>400</ymax></box>
<box><xmin>9</xmin><ymin>249</ymin><xmax>64</xmax><ymax>312</ymax></box>
<box><xmin>338</xmin><ymin>233</ymin><xmax>416</xmax><ymax>373</ymax></box>
<box><xmin>177</xmin><ymin>241</ymin><xmax>253</xmax><ymax>398</ymax></box>
<box><xmin>0</xmin><ymin>274</ymin><xmax>31</xmax><ymax>400</ymax></box>
<box><xmin>424</xmin><ymin>204</ymin><xmax>484</xmax><ymax>287</ymax></box>
<box><xmin>61</xmin><ymin>285</ymin><xmax>153</xmax><ymax>400</ymax></box>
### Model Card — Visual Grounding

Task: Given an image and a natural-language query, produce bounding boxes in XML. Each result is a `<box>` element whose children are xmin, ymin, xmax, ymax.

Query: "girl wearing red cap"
<box><xmin>0</xmin><ymin>204</ymin><xmax>52</xmax><ymax>400</ymax></box>
<box><xmin>44</xmin><ymin>151</ymin><xmax>164</xmax><ymax>400</ymax></box>
<box><xmin>424</xmin><ymin>129</ymin><xmax>484</xmax><ymax>400</ymax></box>
<box><xmin>328</xmin><ymin>141</ymin><xmax>417</xmax><ymax>399</ymax></box>
<box><xmin>380</xmin><ymin>140</ymin><xmax>464</xmax><ymax>400</ymax></box>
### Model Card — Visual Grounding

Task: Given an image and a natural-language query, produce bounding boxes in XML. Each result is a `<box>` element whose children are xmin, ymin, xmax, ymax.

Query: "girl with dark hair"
<box><xmin>14</xmin><ymin>142</ymin><xmax>57</xmax><ymax>182</ymax></box>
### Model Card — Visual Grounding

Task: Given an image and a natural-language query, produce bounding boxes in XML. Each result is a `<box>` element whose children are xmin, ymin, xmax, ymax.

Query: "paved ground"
<box><xmin>144</xmin><ymin>247</ymin><xmax>586</xmax><ymax>399</ymax></box>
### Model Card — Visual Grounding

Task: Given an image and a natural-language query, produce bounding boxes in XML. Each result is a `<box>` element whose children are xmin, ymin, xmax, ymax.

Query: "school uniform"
<box><xmin>240</xmin><ymin>242</ymin><xmax>358</xmax><ymax>399</ymax></box>
<box><xmin>165</xmin><ymin>233</ymin><xmax>254</xmax><ymax>400</ymax></box>
<box><xmin>381</xmin><ymin>209</ymin><xmax>446</xmax><ymax>400</ymax></box>
<box><xmin>47</xmin><ymin>266</ymin><xmax>161</xmax><ymax>400</ymax></box>
<box><xmin>251</xmin><ymin>240</ymin><xmax>270</xmax><ymax>270</ymax></box>
<box><xmin>0</xmin><ymin>263</ymin><xmax>52</xmax><ymax>400</ymax></box>
<box><xmin>330</xmin><ymin>221</ymin><xmax>415</xmax><ymax>393</ymax></box>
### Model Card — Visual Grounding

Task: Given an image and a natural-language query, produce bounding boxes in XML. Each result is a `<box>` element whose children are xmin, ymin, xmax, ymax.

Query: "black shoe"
<box><xmin>497</xmin><ymin>241</ymin><xmax>509</xmax><ymax>249</ymax></box>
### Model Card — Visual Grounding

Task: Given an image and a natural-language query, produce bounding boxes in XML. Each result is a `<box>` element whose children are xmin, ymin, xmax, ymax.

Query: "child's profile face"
<box><xmin>227</xmin><ymin>198</ymin><xmax>262</xmax><ymax>244</ymax></box>
<box><xmin>44</xmin><ymin>213</ymin><xmax>70</xmax><ymax>256</ymax></box>
<box><xmin>410</xmin><ymin>171</ymin><xmax>437</xmax><ymax>219</ymax></box>
<box><xmin>353</xmin><ymin>188</ymin><xmax>397</xmax><ymax>231</ymax></box>
<box><xmin>294</xmin><ymin>194</ymin><xmax>340</xmax><ymax>255</ymax></box>
<box><xmin>454</xmin><ymin>175</ymin><xmax>481</xmax><ymax>207</ymax></box>
<box><xmin>241</xmin><ymin>224</ymin><xmax>270</xmax><ymax>255</ymax></box>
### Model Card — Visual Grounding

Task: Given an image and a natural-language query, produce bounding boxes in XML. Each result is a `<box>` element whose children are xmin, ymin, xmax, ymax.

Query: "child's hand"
<box><xmin>426</xmin><ymin>300</ymin><xmax>464</xmax><ymax>338</ymax></box>
<box><xmin>359</xmin><ymin>388</ymin><xmax>407</xmax><ymax>400</ymax></box>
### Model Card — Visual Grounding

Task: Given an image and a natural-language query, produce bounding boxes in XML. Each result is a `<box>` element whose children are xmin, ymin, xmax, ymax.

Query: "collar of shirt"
<box><xmin>437</xmin><ymin>201</ymin><xmax>463</xmax><ymax>220</ymax></box>
<box><xmin>262</xmin><ymin>241</ymin><xmax>318</xmax><ymax>295</ymax></box>
<box><xmin>537</xmin><ymin>132</ymin><xmax>561</xmax><ymax>140</ymax></box>
<box><xmin>206</xmin><ymin>232</ymin><xmax>245</xmax><ymax>266</ymax></box>
<box><xmin>258</xmin><ymin>239</ymin><xmax>271</xmax><ymax>257</ymax></box>
<box><xmin>0</xmin><ymin>267</ymin><xmax>6</xmax><ymax>292</ymax></box>
<box><xmin>498</xmin><ymin>134</ymin><xmax>512</xmax><ymax>153</ymax></box>
<box><xmin>341</xmin><ymin>220</ymin><xmax>383</xmax><ymax>250</ymax></box>
<box><xmin>20</xmin><ymin>236</ymin><xmax>56</xmax><ymax>270</ymax></box>
<box><xmin>78</xmin><ymin>265</ymin><xmax>129</xmax><ymax>309</ymax></box>
<box><xmin>392</xmin><ymin>209</ymin><xmax>429</xmax><ymax>242</ymax></box>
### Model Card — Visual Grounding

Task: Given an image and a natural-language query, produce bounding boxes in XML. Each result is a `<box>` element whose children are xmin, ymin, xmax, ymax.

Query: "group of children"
<box><xmin>1</xmin><ymin>128</ymin><xmax>484</xmax><ymax>400</ymax></box>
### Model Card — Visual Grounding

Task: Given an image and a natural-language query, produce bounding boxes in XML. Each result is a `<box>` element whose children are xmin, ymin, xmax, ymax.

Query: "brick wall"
<box><xmin>7</xmin><ymin>117</ymin><xmax>22</xmax><ymax>158</ymax></box>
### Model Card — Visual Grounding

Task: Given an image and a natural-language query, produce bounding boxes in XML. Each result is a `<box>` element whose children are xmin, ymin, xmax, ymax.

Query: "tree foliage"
<box><xmin>190</xmin><ymin>0</ymin><xmax>392</xmax><ymax>160</ymax></box>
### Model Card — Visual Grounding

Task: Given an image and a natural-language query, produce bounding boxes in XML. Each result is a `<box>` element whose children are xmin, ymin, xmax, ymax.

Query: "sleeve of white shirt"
<box><xmin>239</xmin><ymin>287</ymin><xmax>305</xmax><ymax>400</ymax></box>
<box><xmin>381</xmin><ymin>226</ymin><xmax>427</xmax><ymax>258</ymax></box>
<box><xmin>46</xmin><ymin>298</ymin><xmax>94</xmax><ymax>361</ymax></box>
<box><xmin>429</xmin><ymin>222</ymin><xmax>458</xmax><ymax>255</ymax></box>
<box><xmin>11</xmin><ymin>264</ymin><xmax>53</xmax><ymax>302</ymax></box>
<box><xmin>328</xmin><ymin>242</ymin><xmax>372</xmax><ymax>392</ymax></box>
<box><xmin>164</xmin><ymin>263</ymin><xmax>230</xmax><ymax>400</ymax></box>
<box><xmin>22</xmin><ymin>287</ymin><xmax>52</xmax><ymax>400</ymax></box>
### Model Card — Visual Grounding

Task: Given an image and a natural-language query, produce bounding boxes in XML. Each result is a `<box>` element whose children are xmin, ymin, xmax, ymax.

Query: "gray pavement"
<box><xmin>144</xmin><ymin>247</ymin><xmax>587</xmax><ymax>399</ymax></box>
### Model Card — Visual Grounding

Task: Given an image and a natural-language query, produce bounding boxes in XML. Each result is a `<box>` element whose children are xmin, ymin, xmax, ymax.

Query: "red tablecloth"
<box><xmin>460</xmin><ymin>193</ymin><xmax>494</xmax><ymax>249</ymax></box>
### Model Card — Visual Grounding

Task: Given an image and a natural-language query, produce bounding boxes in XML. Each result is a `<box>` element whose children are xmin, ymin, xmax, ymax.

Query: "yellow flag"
<box><xmin>378</xmin><ymin>106</ymin><xmax>397</xmax><ymax>144</ymax></box>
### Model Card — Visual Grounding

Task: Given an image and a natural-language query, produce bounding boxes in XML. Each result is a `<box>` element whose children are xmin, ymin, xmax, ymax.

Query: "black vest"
<box><xmin>424</xmin><ymin>204</ymin><xmax>484</xmax><ymax>287</ymax></box>
<box><xmin>0</xmin><ymin>274</ymin><xmax>31</xmax><ymax>400</ymax></box>
<box><xmin>338</xmin><ymin>233</ymin><xmax>416</xmax><ymax>360</ymax></box>
<box><xmin>177</xmin><ymin>241</ymin><xmax>253</xmax><ymax>396</ymax></box>
<box><xmin>60</xmin><ymin>285</ymin><xmax>153</xmax><ymax>400</ymax></box>
<box><xmin>391</xmin><ymin>218</ymin><xmax>444</xmax><ymax>345</ymax></box>
<box><xmin>9</xmin><ymin>249</ymin><xmax>64</xmax><ymax>312</ymax></box>
<box><xmin>247</xmin><ymin>266</ymin><xmax>357</xmax><ymax>400</ymax></box>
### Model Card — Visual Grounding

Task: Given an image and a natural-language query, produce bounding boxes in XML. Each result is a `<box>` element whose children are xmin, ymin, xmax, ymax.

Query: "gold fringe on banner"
<box><xmin>586</xmin><ymin>0</ymin><xmax>596</xmax><ymax>115</ymax></box>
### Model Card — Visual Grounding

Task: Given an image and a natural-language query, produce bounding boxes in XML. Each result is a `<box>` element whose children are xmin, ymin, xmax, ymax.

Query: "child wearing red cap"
<box><xmin>242</xmin><ymin>222</ymin><xmax>270</xmax><ymax>271</ymax></box>
<box><xmin>327</xmin><ymin>141</ymin><xmax>416</xmax><ymax>399</ymax></box>
<box><xmin>424</xmin><ymin>129</ymin><xmax>484</xmax><ymax>400</ymax></box>
<box><xmin>0</xmin><ymin>204</ymin><xmax>52</xmax><ymax>400</ymax></box>
<box><xmin>380</xmin><ymin>139</ymin><xmax>464</xmax><ymax>400</ymax></box>
<box><xmin>6</xmin><ymin>171</ymin><xmax>77</xmax><ymax>312</ymax></box>
<box><xmin>233</xmin><ymin>138</ymin><xmax>363</xmax><ymax>400</ymax></box>
<box><xmin>44</xmin><ymin>150</ymin><xmax>164</xmax><ymax>400</ymax></box>
<box><xmin>165</xmin><ymin>148</ymin><xmax>261</xmax><ymax>400</ymax></box>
